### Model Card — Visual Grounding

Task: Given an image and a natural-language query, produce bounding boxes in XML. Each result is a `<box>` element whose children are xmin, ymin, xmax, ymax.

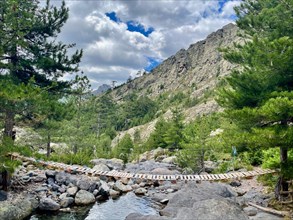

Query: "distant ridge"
<box><xmin>92</xmin><ymin>84</ymin><xmax>111</xmax><ymax>95</ymax></box>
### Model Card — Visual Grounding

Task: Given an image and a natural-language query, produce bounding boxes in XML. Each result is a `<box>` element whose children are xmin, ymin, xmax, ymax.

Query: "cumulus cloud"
<box><xmin>53</xmin><ymin>0</ymin><xmax>239</xmax><ymax>89</ymax></box>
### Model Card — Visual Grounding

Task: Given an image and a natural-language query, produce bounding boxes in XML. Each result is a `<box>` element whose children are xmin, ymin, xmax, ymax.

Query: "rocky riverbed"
<box><xmin>0</xmin><ymin>157</ymin><xmax>286</xmax><ymax>220</ymax></box>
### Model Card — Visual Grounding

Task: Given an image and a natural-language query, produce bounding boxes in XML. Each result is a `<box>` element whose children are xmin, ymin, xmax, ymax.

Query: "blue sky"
<box><xmin>56</xmin><ymin>0</ymin><xmax>241</xmax><ymax>89</ymax></box>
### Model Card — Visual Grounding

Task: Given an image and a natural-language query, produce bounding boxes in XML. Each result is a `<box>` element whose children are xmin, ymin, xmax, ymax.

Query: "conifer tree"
<box><xmin>217</xmin><ymin>0</ymin><xmax>293</xmax><ymax>195</ymax></box>
<box><xmin>164</xmin><ymin>108</ymin><xmax>184</xmax><ymax>150</ymax></box>
<box><xmin>0</xmin><ymin>0</ymin><xmax>82</xmax><ymax>141</ymax></box>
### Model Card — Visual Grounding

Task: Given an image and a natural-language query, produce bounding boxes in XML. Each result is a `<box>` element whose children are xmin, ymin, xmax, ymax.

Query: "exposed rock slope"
<box><xmin>110</xmin><ymin>23</ymin><xmax>240</xmax><ymax>145</ymax></box>
<box><xmin>112</xmin><ymin>23</ymin><xmax>239</xmax><ymax>101</ymax></box>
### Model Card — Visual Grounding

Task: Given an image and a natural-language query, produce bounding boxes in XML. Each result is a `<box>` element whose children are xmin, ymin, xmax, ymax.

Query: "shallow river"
<box><xmin>30</xmin><ymin>192</ymin><xmax>159</xmax><ymax>220</ymax></box>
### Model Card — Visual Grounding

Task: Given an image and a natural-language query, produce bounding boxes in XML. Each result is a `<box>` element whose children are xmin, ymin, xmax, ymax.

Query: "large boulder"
<box><xmin>90</xmin><ymin>158</ymin><xmax>124</xmax><ymax>170</ymax></box>
<box><xmin>174</xmin><ymin>199</ymin><xmax>248</xmax><ymax>220</ymax></box>
<box><xmin>0</xmin><ymin>196</ymin><xmax>38</xmax><ymax>220</ymax></box>
<box><xmin>75</xmin><ymin>190</ymin><xmax>95</xmax><ymax>205</ymax></box>
<box><xmin>160</xmin><ymin>182</ymin><xmax>238</xmax><ymax>218</ymax></box>
<box><xmin>39</xmin><ymin>197</ymin><xmax>60</xmax><ymax>211</ymax></box>
<box><xmin>92</xmin><ymin>164</ymin><xmax>110</xmax><ymax>172</ymax></box>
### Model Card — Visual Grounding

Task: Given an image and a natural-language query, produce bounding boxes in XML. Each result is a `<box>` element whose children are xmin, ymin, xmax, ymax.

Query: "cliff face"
<box><xmin>111</xmin><ymin>23</ymin><xmax>239</xmax><ymax>101</ymax></box>
<box><xmin>110</xmin><ymin>24</ymin><xmax>241</xmax><ymax>145</ymax></box>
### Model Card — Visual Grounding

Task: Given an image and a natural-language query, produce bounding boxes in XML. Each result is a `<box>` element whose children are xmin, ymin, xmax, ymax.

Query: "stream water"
<box><xmin>29</xmin><ymin>192</ymin><xmax>160</xmax><ymax>220</ymax></box>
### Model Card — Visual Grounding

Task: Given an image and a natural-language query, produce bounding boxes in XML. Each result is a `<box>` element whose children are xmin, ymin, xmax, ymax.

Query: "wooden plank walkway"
<box><xmin>8</xmin><ymin>153</ymin><xmax>277</xmax><ymax>181</ymax></box>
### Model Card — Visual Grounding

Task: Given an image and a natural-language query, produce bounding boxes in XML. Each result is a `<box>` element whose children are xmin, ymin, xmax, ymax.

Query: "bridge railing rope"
<box><xmin>8</xmin><ymin>152</ymin><xmax>277</xmax><ymax>181</ymax></box>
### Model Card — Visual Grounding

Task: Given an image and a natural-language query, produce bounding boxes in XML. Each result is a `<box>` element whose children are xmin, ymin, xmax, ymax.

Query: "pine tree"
<box><xmin>0</xmin><ymin>0</ymin><xmax>82</xmax><ymax>141</ymax></box>
<box><xmin>164</xmin><ymin>108</ymin><xmax>184</xmax><ymax>150</ymax></box>
<box><xmin>217</xmin><ymin>0</ymin><xmax>293</xmax><ymax>196</ymax></box>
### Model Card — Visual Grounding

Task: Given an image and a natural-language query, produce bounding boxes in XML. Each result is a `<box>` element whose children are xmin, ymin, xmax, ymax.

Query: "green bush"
<box><xmin>112</xmin><ymin>134</ymin><xmax>134</xmax><ymax>163</ymax></box>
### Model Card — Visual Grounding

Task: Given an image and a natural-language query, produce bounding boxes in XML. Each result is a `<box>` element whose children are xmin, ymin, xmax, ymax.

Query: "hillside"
<box><xmin>110</xmin><ymin>23</ymin><xmax>241</xmax><ymax>144</ymax></box>
<box><xmin>111</xmin><ymin>23</ymin><xmax>239</xmax><ymax>101</ymax></box>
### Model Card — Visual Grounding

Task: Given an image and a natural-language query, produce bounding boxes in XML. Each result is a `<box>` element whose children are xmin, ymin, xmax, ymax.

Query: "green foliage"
<box><xmin>0</xmin><ymin>140</ymin><xmax>32</xmax><ymax>173</ymax></box>
<box><xmin>143</xmin><ymin>117</ymin><xmax>170</xmax><ymax>150</ymax></box>
<box><xmin>49</xmin><ymin>151</ymin><xmax>91</xmax><ymax>167</ymax></box>
<box><xmin>112</xmin><ymin>134</ymin><xmax>134</xmax><ymax>163</ymax></box>
<box><xmin>177</xmin><ymin>114</ymin><xmax>220</xmax><ymax>173</ymax></box>
<box><xmin>217</xmin><ymin>0</ymin><xmax>293</xmax><ymax>181</ymax></box>
<box><xmin>163</xmin><ymin>108</ymin><xmax>184</xmax><ymax>150</ymax></box>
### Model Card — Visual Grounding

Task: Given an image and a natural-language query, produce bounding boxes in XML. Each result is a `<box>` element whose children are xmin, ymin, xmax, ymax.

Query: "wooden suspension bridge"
<box><xmin>8</xmin><ymin>153</ymin><xmax>277</xmax><ymax>181</ymax></box>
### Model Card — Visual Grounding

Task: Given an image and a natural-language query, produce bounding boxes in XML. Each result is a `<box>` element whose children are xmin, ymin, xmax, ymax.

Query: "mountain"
<box><xmin>109</xmin><ymin>23</ymin><xmax>241</xmax><ymax>144</ymax></box>
<box><xmin>92</xmin><ymin>84</ymin><xmax>111</xmax><ymax>95</ymax></box>
<box><xmin>111</xmin><ymin>23</ymin><xmax>239</xmax><ymax>101</ymax></box>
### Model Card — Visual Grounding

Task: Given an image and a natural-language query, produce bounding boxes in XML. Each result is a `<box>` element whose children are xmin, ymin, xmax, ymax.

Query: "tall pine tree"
<box><xmin>0</xmin><ymin>0</ymin><xmax>82</xmax><ymax>141</ymax></box>
<box><xmin>217</xmin><ymin>0</ymin><xmax>293</xmax><ymax>196</ymax></box>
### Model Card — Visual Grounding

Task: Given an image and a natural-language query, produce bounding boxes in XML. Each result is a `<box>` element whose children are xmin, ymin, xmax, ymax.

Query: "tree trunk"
<box><xmin>73</xmin><ymin>145</ymin><xmax>77</xmax><ymax>155</ymax></box>
<box><xmin>46</xmin><ymin>133</ymin><xmax>51</xmax><ymax>158</ymax></box>
<box><xmin>3</xmin><ymin>110</ymin><xmax>15</xmax><ymax>142</ymax></box>
<box><xmin>1</xmin><ymin>170</ymin><xmax>8</xmax><ymax>191</ymax></box>
<box><xmin>278</xmin><ymin>147</ymin><xmax>289</xmax><ymax>198</ymax></box>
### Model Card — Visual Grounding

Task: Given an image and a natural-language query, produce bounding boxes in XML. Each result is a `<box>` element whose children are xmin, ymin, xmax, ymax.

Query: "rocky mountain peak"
<box><xmin>111</xmin><ymin>23</ymin><xmax>239</xmax><ymax>101</ymax></box>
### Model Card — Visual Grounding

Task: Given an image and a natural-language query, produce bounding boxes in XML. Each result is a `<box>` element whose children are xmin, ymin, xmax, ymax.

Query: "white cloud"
<box><xmin>53</xmin><ymin>0</ymin><xmax>239</xmax><ymax>89</ymax></box>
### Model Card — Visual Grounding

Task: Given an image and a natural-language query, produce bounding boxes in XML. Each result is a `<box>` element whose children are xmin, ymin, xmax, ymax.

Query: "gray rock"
<box><xmin>0</xmin><ymin>190</ymin><xmax>8</xmax><ymax>201</ymax></box>
<box><xmin>0</xmin><ymin>196</ymin><xmax>38</xmax><ymax>220</ymax></box>
<box><xmin>31</xmin><ymin>175</ymin><xmax>45</xmax><ymax>182</ymax></box>
<box><xmin>49</xmin><ymin>182</ymin><xmax>60</xmax><ymax>191</ymax></box>
<box><xmin>166</xmin><ymin>188</ymin><xmax>175</xmax><ymax>193</ymax></box>
<box><xmin>204</xmin><ymin>161</ymin><xmax>218</xmax><ymax>173</ymax></box>
<box><xmin>91</xmin><ymin>158</ymin><xmax>124</xmax><ymax>171</ymax></box>
<box><xmin>59</xmin><ymin>193</ymin><xmax>68</xmax><ymax>200</ymax></box>
<box><xmin>45</xmin><ymin>170</ymin><xmax>56</xmax><ymax>178</ymax></box>
<box><xmin>67</xmin><ymin>186</ymin><xmax>78</xmax><ymax>196</ymax></box>
<box><xmin>58</xmin><ymin>186</ymin><xmax>66</xmax><ymax>193</ymax></box>
<box><xmin>113</xmin><ymin>181</ymin><xmax>132</xmax><ymax>193</ymax></box>
<box><xmin>134</xmin><ymin>188</ymin><xmax>147</xmax><ymax>195</ymax></box>
<box><xmin>150</xmin><ymin>167</ymin><xmax>179</xmax><ymax>175</ymax></box>
<box><xmin>22</xmin><ymin>175</ymin><xmax>31</xmax><ymax>182</ymax></box>
<box><xmin>98</xmin><ymin>180</ymin><xmax>110</xmax><ymax>196</ymax></box>
<box><xmin>39</xmin><ymin>197</ymin><xmax>60</xmax><ymax>211</ymax></box>
<box><xmin>35</xmin><ymin>187</ymin><xmax>48</xmax><ymax>193</ymax></box>
<box><xmin>47</xmin><ymin>177</ymin><xmax>55</xmax><ymax>184</ymax></box>
<box><xmin>160</xmin><ymin>182</ymin><xmax>237</xmax><ymax>218</ymax></box>
<box><xmin>92</xmin><ymin>164</ymin><xmax>110</xmax><ymax>172</ymax></box>
<box><xmin>131</xmin><ymin>184</ymin><xmax>140</xmax><ymax>190</ymax></box>
<box><xmin>230</xmin><ymin>180</ymin><xmax>241</xmax><ymax>187</ymax></box>
<box><xmin>76</xmin><ymin>178</ymin><xmax>91</xmax><ymax>191</ymax></box>
<box><xmin>60</xmin><ymin>197</ymin><xmax>74</xmax><ymax>208</ymax></box>
<box><xmin>126</xmin><ymin>213</ymin><xmax>170</xmax><ymax>220</ymax></box>
<box><xmin>125</xmin><ymin>161</ymin><xmax>178</xmax><ymax>174</ymax></box>
<box><xmin>243</xmin><ymin>206</ymin><xmax>258</xmax><ymax>216</ymax></box>
<box><xmin>109</xmin><ymin>189</ymin><xmax>120</xmax><ymax>198</ymax></box>
<box><xmin>174</xmin><ymin>199</ymin><xmax>248</xmax><ymax>220</ymax></box>
<box><xmin>162</xmin><ymin>156</ymin><xmax>177</xmax><ymax>164</ymax></box>
<box><xmin>75</xmin><ymin>190</ymin><xmax>95</xmax><ymax>205</ymax></box>
<box><xmin>243</xmin><ymin>190</ymin><xmax>270</xmax><ymax>206</ymax></box>
<box><xmin>55</xmin><ymin>172</ymin><xmax>70</xmax><ymax>185</ymax></box>
<box><xmin>249</xmin><ymin>212</ymin><xmax>283</xmax><ymax>220</ymax></box>
<box><xmin>88</xmin><ymin>181</ymin><xmax>97</xmax><ymax>193</ymax></box>
<box><xmin>67</xmin><ymin>175</ymin><xmax>79</xmax><ymax>186</ymax></box>
<box><xmin>93</xmin><ymin>189</ymin><xmax>99</xmax><ymax>196</ymax></box>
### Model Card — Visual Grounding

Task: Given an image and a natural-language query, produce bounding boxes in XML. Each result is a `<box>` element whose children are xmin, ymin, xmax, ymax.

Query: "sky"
<box><xmin>48</xmin><ymin>0</ymin><xmax>241</xmax><ymax>89</ymax></box>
